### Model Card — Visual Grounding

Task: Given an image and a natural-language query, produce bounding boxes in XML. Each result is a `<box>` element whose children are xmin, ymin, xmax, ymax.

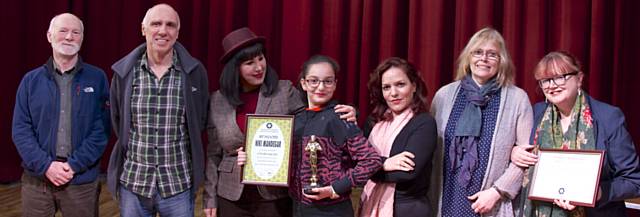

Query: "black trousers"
<box><xmin>292</xmin><ymin>199</ymin><xmax>353</xmax><ymax>217</ymax></box>
<box><xmin>217</xmin><ymin>186</ymin><xmax>292</xmax><ymax>217</ymax></box>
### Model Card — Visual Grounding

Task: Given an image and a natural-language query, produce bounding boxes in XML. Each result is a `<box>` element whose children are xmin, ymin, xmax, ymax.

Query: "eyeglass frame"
<box><xmin>537</xmin><ymin>71</ymin><xmax>579</xmax><ymax>89</ymax></box>
<box><xmin>303</xmin><ymin>78</ymin><xmax>337</xmax><ymax>88</ymax></box>
<box><xmin>470</xmin><ymin>49</ymin><xmax>500</xmax><ymax>61</ymax></box>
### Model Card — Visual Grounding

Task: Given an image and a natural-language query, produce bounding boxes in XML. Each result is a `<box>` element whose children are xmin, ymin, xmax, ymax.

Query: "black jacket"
<box><xmin>370</xmin><ymin>112</ymin><xmax>438</xmax><ymax>217</ymax></box>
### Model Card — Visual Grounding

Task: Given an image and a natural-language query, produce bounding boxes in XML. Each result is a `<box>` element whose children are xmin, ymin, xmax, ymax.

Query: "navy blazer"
<box><xmin>370</xmin><ymin>112</ymin><xmax>438</xmax><ymax>217</ymax></box>
<box><xmin>530</xmin><ymin>95</ymin><xmax>640</xmax><ymax>216</ymax></box>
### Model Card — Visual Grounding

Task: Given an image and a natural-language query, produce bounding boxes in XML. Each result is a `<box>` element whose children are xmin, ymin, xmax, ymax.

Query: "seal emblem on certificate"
<box><xmin>242</xmin><ymin>115</ymin><xmax>294</xmax><ymax>186</ymax></box>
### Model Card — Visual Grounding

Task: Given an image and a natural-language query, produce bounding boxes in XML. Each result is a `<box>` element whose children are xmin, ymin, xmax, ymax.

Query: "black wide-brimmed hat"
<box><xmin>220</xmin><ymin>27</ymin><xmax>266</xmax><ymax>63</ymax></box>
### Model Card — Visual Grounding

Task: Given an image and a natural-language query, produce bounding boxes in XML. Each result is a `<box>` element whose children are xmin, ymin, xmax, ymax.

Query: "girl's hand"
<box><xmin>302</xmin><ymin>186</ymin><xmax>340</xmax><ymax>200</ymax></box>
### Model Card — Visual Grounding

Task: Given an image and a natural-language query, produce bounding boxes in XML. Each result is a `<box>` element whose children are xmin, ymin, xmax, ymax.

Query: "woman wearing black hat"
<box><xmin>203</xmin><ymin>28</ymin><xmax>355</xmax><ymax>217</ymax></box>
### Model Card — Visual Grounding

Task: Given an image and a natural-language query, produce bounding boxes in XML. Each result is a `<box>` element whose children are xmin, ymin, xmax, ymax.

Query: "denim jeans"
<box><xmin>119</xmin><ymin>185</ymin><xmax>194</xmax><ymax>217</ymax></box>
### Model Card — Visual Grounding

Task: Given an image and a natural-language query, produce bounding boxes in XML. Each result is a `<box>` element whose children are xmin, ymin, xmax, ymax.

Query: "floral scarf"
<box><xmin>519</xmin><ymin>91</ymin><xmax>595</xmax><ymax>217</ymax></box>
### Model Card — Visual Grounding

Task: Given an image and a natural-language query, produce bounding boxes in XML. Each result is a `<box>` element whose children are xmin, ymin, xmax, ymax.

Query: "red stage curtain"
<box><xmin>2</xmin><ymin>1</ymin><xmax>639</xmax><ymax>202</ymax></box>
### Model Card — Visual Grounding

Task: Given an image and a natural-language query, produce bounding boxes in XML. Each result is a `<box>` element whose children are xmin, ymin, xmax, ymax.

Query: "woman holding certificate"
<box><xmin>358</xmin><ymin>57</ymin><xmax>437</xmax><ymax>217</ymax></box>
<box><xmin>429</xmin><ymin>27</ymin><xmax>533</xmax><ymax>216</ymax></box>
<box><xmin>511</xmin><ymin>51</ymin><xmax>640</xmax><ymax>216</ymax></box>
<box><xmin>203</xmin><ymin>28</ymin><xmax>355</xmax><ymax>217</ymax></box>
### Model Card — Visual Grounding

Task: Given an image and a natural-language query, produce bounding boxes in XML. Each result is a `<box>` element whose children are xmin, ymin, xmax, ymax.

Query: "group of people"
<box><xmin>11</xmin><ymin>3</ymin><xmax>640</xmax><ymax>217</ymax></box>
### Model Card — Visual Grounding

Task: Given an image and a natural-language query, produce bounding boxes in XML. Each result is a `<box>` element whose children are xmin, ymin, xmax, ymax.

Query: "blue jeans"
<box><xmin>118</xmin><ymin>185</ymin><xmax>194</xmax><ymax>217</ymax></box>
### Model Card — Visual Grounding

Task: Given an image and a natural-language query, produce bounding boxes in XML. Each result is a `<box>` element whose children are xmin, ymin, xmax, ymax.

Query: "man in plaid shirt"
<box><xmin>107</xmin><ymin>4</ymin><xmax>209</xmax><ymax>216</ymax></box>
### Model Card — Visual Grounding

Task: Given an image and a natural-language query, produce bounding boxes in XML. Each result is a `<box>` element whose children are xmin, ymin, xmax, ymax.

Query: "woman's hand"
<box><xmin>383</xmin><ymin>151</ymin><xmax>415</xmax><ymax>172</ymax></box>
<box><xmin>236</xmin><ymin>147</ymin><xmax>246</xmax><ymax>166</ymax></box>
<box><xmin>511</xmin><ymin>144</ymin><xmax>537</xmax><ymax>168</ymax></box>
<box><xmin>302</xmin><ymin>186</ymin><xmax>340</xmax><ymax>200</ymax></box>
<box><xmin>335</xmin><ymin>104</ymin><xmax>357</xmax><ymax>122</ymax></box>
<box><xmin>467</xmin><ymin>188</ymin><xmax>501</xmax><ymax>214</ymax></box>
<box><xmin>553</xmin><ymin>199</ymin><xmax>576</xmax><ymax>211</ymax></box>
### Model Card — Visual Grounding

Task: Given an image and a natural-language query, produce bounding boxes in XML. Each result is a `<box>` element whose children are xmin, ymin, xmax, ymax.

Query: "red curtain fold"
<box><xmin>2</xmin><ymin>2</ymin><xmax>639</xmax><ymax>200</ymax></box>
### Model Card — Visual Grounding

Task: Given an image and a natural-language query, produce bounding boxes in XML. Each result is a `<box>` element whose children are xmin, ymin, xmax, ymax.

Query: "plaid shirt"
<box><xmin>120</xmin><ymin>51</ymin><xmax>192</xmax><ymax>198</ymax></box>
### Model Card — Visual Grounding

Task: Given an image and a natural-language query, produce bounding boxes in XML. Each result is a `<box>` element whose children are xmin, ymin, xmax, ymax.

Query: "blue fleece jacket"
<box><xmin>12</xmin><ymin>57</ymin><xmax>110</xmax><ymax>184</ymax></box>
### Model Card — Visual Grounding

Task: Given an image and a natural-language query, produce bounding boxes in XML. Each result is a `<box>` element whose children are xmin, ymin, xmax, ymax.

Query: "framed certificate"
<box><xmin>241</xmin><ymin>114</ymin><xmax>294</xmax><ymax>186</ymax></box>
<box><xmin>528</xmin><ymin>148</ymin><xmax>605</xmax><ymax>207</ymax></box>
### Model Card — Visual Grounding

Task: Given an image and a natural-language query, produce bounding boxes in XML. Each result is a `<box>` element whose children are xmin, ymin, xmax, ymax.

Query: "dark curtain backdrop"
<box><xmin>2</xmin><ymin>0</ymin><xmax>639</xmax><ymax>201</ymax></box>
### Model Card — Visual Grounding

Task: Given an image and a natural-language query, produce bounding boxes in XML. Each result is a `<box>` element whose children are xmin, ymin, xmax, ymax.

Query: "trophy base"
<box><xmin>303</xmin><ymin>185</ymin><xmax>321</xmax><ymax>195</ymax></box>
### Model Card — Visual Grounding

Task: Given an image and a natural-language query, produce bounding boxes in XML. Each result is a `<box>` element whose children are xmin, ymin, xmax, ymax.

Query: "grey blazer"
<box><xmin>203</xmin><ymin>80</ymin><xmax>305</xmax><ymax>208</ymax></box>
<box><xmin>429</xmin><ymin>81</ymin><xmax>533</xmax><ymax>217</ymax></box>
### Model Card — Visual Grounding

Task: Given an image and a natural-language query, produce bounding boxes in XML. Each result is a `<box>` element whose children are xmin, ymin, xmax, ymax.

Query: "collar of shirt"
<box><xmin>53</xmin><ymin>59</ymin><xmax>80</xmax><ymax>76</ymax></box>
<box><xmin>140</xmin><ymin>50</ymin><xmax>179</xmax><ymax>76</ymax></box>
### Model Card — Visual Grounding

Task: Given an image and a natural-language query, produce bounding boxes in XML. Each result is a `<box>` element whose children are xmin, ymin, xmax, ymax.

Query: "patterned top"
<box><xmin>121</xmin><ymin>51</ymin><xmax>192</xmax><ymax>198</ymax></box>
<box><xmin>441</xmin><ymin>87</ymin><xmax>500</xmax><ymax>216</ymax></box>
<box><xmin>290</xmin><ymin>101</ymin><xmax>382</xmax><ymax>206</ymax></box>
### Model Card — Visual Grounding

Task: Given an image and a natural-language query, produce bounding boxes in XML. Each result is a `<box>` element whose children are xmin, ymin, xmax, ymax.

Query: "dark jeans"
<box><xmin>21</xmin><ymin>173</ymin><xmax>100</xmax><ymax>217</ymax></box>
<box><xmin>292</xmin><ymin>199</ymin><xmax>353</xmax><ymax>217</ymax></box>
<box><xmin>118</xmin><ymin>185</ymin><xmax>194</xmax><ymax>217</ymax></box>
<box><xmin>217</xmin><ymin>185</ymin><xmax>292</xmax><ymax>217</ymax></box>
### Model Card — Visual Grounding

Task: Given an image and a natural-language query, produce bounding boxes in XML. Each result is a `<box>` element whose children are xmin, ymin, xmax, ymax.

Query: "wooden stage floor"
<box><xmin>0</xmin><ymin>178</ymin><xmax>363</xmax><ymax>217</ymax></box>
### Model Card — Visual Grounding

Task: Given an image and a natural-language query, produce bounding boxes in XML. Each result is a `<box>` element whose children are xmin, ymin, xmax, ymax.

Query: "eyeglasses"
<box><xmin>304</xmin><ymin>78</ymin><xmax>336</xmax><ymax>87</ymax></box>
<box><xmin>471</xmin><ymin>49</ymin><xmax>500</xmax><ymax>61</ymax></box>
<box><xmin>537</xmin><ymin>71</ymin><xmax>579</xmax><ymax>89</ymax></box>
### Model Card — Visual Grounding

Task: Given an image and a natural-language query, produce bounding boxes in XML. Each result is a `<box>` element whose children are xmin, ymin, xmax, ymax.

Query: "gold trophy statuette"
<box><xmin>303</xmin><ymin>135</ymin><xmax>322</xmax><ymax>195</ymax></box>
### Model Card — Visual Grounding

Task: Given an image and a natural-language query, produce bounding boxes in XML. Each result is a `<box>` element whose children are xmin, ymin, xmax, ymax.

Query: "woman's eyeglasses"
<box><xmin>538</xmin><ymin>71</ymin><xmax>579</xmax><ymax>88</ymax></box>
<box><xmin>471</xmin><ymin>49</ymin><xmax>500</xmax><ymax>61</ymax></box>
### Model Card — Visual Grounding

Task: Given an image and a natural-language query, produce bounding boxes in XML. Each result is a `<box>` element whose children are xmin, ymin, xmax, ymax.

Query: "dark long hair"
<box><xmin>296</xmin><ymin>55</ymin><xmax>340</xmax><ymax>105</ymax></box>
<box><xmin>368</xmin><ymin>57</ymin><xmax>428</xmax><ymax>123</ymax></box>
<box><xmin>219</xmin><ymin>43</ymin><xmax>279</xmax><ymax>107</ymax></box>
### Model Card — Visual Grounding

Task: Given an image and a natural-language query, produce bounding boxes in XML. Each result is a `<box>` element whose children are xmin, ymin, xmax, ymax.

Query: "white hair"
<box><xmin>48</xmin><ymin>13</ymin><xmax>84</xmax><ymax>33</ymax></box>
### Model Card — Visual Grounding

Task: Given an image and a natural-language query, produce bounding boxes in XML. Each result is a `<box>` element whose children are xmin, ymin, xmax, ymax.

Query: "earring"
<box><xmin>578</xmin><ymin>89</ymin><xmax>582</xmax><ymax>96</ymax></box>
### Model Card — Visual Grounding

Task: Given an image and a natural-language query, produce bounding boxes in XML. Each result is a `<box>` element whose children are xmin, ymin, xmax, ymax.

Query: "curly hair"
<box><xmin>368</xmin><ymin>57</ymin><xmax>428</xmax><ymax>124</ymax></box>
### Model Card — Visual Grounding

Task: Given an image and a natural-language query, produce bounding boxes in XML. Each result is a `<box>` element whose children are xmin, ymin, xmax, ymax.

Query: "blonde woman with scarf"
<box><xmin>429</xmin><ymin>27</ymin><xmax>533</xmax><ymax>217</ymax></box>
<box><xmin>360</xmin><ymin>57</ymin><xmax>437</xmax><ymax>217</ymax></box>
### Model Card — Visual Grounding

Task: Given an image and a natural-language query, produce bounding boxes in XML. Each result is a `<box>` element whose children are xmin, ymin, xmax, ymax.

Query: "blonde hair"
<box><xmin>455</xmin><ymin>27</ymin><xmax>515</xmax><ymax>87</ymax></box>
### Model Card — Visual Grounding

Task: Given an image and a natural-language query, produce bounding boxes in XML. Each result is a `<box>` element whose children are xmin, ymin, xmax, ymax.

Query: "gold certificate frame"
<box><xmin>528</xmin><ymin>148</ymin><xmax>605</xmax><ymax>207</ymax></box>
<box><xmin>241</xmin><ymin>114</ymin><xmax>294</xmax><ymax>186</ymax></box>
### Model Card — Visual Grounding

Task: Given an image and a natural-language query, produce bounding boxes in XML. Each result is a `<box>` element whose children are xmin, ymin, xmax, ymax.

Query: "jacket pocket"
<box><xmin>218</xmin><ymin>158</ymin><xmax>235</xmax><ymax>173</ymax></box>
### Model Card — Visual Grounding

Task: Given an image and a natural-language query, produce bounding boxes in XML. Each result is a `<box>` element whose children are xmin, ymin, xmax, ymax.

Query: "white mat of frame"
<box><xmin>626</xmin><ymin>201</ymin><xmax>640</xmax><ymax>210</ymax></box>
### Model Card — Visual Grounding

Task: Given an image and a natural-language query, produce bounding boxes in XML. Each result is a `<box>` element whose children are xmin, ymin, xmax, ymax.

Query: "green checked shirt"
<box><xmin>120</xmin><ymin>51</ymin><xmax>192</xmax><ymax>198</ymax></box>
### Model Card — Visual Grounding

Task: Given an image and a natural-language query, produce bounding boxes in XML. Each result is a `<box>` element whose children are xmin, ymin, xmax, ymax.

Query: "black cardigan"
<box><xmin>369</xmin><ymin>112</ymin><xmax>438</xmax><ymax>217</ymax></box>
